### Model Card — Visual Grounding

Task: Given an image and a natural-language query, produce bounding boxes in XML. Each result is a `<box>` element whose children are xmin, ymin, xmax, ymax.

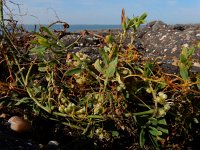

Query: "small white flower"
<box><xmin>158</xmin><ymin>92</ymin><xmax>167</xmax><ymax>100</ymax></box>
<box><xmin>146</xmin><ymin>88</ymin><xmax>151</xmax><ymax>93</ymax></box>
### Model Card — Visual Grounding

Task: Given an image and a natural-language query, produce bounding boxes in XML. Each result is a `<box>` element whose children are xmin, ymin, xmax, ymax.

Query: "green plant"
<box><xmin>1</xmin><ymin>6</ymin><xmax>200</xmax><ymax>149</ymax></box>
<box><xmin>178</xmin><ymin>46</ymin><xmax>195</xmax><ymax>82</ymax></box>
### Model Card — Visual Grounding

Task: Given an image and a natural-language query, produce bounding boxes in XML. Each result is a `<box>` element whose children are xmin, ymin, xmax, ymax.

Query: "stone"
<box><xmin>135</xmin><ymin>21</ymin><xmax>200</xmax><ymax>73</ymax></box>
<box><xmin>8</xmin><ymin>116</ymin><xmax>31</xmax><ymax>133</ymax></box>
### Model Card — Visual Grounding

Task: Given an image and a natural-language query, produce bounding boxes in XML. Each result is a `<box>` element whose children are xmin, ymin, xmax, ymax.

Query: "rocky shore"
<box><xmin>136</xmin><ymin>21</ymin><xmax>200</xmax><ymax>73</ymax></box>
<box><xmin>60</xmin><ymin>21</ymin><xmax>200</xmax><ymax>73</ymax></box>
<box><xmin>1</xmin><ymin>21</ymin><xmax>200</xmax><ymax>149</ymax></box>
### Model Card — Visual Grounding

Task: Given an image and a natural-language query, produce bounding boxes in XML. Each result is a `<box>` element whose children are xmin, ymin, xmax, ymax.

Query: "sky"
<box><xmin>4</xmin><ymin>0</ymin><xmax>200</xmax><ymax>25</ymax></box>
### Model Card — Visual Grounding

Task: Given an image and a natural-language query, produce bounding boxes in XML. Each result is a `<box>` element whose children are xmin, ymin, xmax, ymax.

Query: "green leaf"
<box><xmin>140</xmin><ymin>128</ymin><xmax>146</xmax><ymax>148</ymax></box>
<box><xmin>15</xmin><ymin>97</ymin><xmax>30</xmax><ymax>105</ymax></box>
<box><xmin>36</xmin><ymin>35</ymin><xmax>50</xmax><ymax>47</ymax></box>
<box><xmin>93</xmin><ymin>59</ymin><xmax>105</xmax><ymax>74</ymax></box>
<box><xmin>188</xmin><ymin>47</ymin><xmax>195</xmax><ymax>57</ymax></box>
<box><xmin>149</xmin><ymin>135</ymin><xmax>160</xmax><ymax>149</ymax></box>
<box><xmin>127</xmin><ymin>18</ymin><xmax>134</xmax><ymax>29</ymax></box>
<box><xmin>180</xmin><ymin>54</ymin><xmax>187</xmax><ymax>64</ymax></box>
<box><xmin>38</xmin><ymin>66</ymin><xmax>46</xmax><ymax>72</ymax></box>
<box><xmin>111</xmin><ymin>131</ymin><xmax>119</xmax><ymax>138</ymax></box>
<box><xmin>40</xmin><ymin>26</ymin><xmax>54</xmax><ymax>36</ymax></box>
<box><xmin>139</xmin><ymin>13</ymin><xmax>148</xmax><ymax>21</ymax></box>
<box><xmin>64</xmin><ymin>67</ymin><xmax>82</xmax><ymax>76</ymax></box>
<box><xmin>99</xmin><ymin>48</ymin><xmax>109</xmax><ymax>66</ymax></box>
<box><xmin>149</xmin><ymin>126</ymin><xmax>162</xmax><ymax>136</ymax></box>
<box><xmin>144</xmin><ymin>62</ymin><xmax>154</xmax><ymax>77</ymax></box>
<box><xmin>181</xmin><ymin>47</ymin><xmax>188</xmax><ymax>57</ymax></box>
<box><xmin>179</xmin><ymin>63</ymin><xmax>189</xmax><ymax>80</ymax></box>
<box><xmin>51</xmin><ymin>49</ymin><xmax>66</xmax><ymax>55</ymax></box>
<box><xmin>106</xmin><ymin>57</ymin><xmax>118</xmax><ymax>78</ymax></box>
<box><xmin>156</xmin><ymin>82</ymin><xmax>166</xmax><ymax>91</ymax></box>
<box><xmin>40</xmin><ymin>26</ymin><xmax>58</xmax><ymax>40</ymax></box>
<box><xmin>110</xmin><ymin>44</ymin><xmax>119</xmax><ymax>60</ymax></box>
<box><xmin>157</xmin><ymin>126</ymin><xmax>169</xmax><ymax>134</ymax></box>
<box><xmin>105</xmin><ymin>35</ymin><xmax>114</xmax><ymax>44</ymax></box>
<box><xmin>133</xmin><ymin>17</ymin><xmax>139</xmax><ymax>23</ymax></box>
<box><xmin>38</xmin><ymin>63</ymin><xmax>47</xmax><ymax>72</ymax></box>
<box><xmin>32</xmin><ymin>86</ymin><xmax>42</xmax><ymax>95</ymax></box>
<box><xmin>30</xmin><ymin>46</ymin><xmax>46</xmax><ymax>57</ymax></box>
<box><xmin>149</xmin><ymin>118</ymin><xmax>158</xmax><ymax>126</ymax></box>
<box><xmin>158</xmin><ymin>118</ymin><xmax>167</xmax><ymax>125</ymax></box>
<box><xmin>48</xmin><ymin>60</ymin><xmax>59</xmax><ymax>66</ymax></box>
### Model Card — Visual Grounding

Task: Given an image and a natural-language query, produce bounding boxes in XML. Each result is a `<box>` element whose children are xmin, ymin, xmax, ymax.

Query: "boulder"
<box><xmin>135</xmin><ymin>21</ymin><xmax>200</xmax><ymax>73</ymax></box>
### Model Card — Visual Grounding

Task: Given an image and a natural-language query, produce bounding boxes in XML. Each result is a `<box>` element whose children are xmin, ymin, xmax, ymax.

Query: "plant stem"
<box><xmin>133</xmin><ymin>109</ymin><xmax>155</xmax><ymax>116</ymax></box>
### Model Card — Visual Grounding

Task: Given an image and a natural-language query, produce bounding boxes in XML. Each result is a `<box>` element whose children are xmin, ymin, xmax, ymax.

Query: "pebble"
<box><xmin>8</xmin><ymin>116</ymin><xmax>31</xmax><ymax>133</ymax></box>
<box><xmin>0</xmin><ymin>113</ymin><xmax>9</xmax><ymax>119</ymax></box>
<box><xmin>46</xmin><ymin>140</ymin><xmax>59</xmax><ymax>149</ymax></box>
<box><xmin>196</xmin><ymin>33</ymin><xmax>200</xmax><ymax>37</ymax></box>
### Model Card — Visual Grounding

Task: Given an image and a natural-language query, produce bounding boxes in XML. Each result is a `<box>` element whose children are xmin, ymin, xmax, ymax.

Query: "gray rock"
<box><xmin>135</xmin><ymin>21</ymin><xmax>200</xmax><ymax>73</ymax></box>
<box><xmin>146</xmin><ymin>20</ymin><xmax>167</xmax><ymax>32</ymax></box>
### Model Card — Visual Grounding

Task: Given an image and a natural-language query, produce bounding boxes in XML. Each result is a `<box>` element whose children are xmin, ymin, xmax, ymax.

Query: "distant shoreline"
<box><xmin>18</xmin><ymin>24</ymin><xmax>121</xmax><ymax>32</ymax></box>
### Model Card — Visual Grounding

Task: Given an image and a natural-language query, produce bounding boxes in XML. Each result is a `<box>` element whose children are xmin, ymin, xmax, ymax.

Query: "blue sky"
<box><xmin>5</xmin><ymin>0</ymin><xmax>200</xmax><ymax>25</ymax></box>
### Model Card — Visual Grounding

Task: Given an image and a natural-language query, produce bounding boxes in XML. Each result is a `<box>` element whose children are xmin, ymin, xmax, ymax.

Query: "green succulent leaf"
<box><xmin>157</xmin><ymin>126</ymin><xmax>169</xmax><ymax>134</ymax></box>
<box><xmin>30</xmin><ymin>46</ymin><xmax>46</xmax><ymax>57</ymax></box>
<box><xmin>64</xmin><ymin>67</ymin><xmax>82</xmax><ymax>76</ymax></box>
<box><xmin>139</xmin><ymin>13</ymin><xmax>148</xmax><ymax>21</ymax></box>
<box><xmin>149</xmin><ymin>126</ymin><xmax>162</xmax><ymax>136</ymax></box>
<box><xmin>149</xmin><ymin>118</ymin><xmax>158</xmax><ymax>126</ymax></box>
<box><xmin>158</xmin><ymin>118</ymin><xmax>167</xmax><ymax>125</ymax></box>
<box><xmin>188</xmin><ymin>47</ymin><xmax>195</xmax><ymax>57</ymax></box>
<box><xmin>178</xmin><ymin>63</ymin><xmax>189</xmax><ymax>80</ymax></box>
<box><xmin>15</xmin><ymin>97</ymin><xmax>30</xmax><ymax>106</ymax></box>
<box><xmin>32</xmin><ymin>86</ymin><xmax>42</xmax><ymax>95</ymax></box>
<box><xmin>93</xmin><ymin>59</ymin><xmax>105</xmax><ymax>75</ymax></box>
<box><xmin>156</xmin><ymin>82</ymin><xmax>166</xmax><ymax>91</ymax></box>
<box><xmin>127</xmin><ymin>18</ymin><xmax>134</xmax><ymax>29</ymax></box>
<box><xmin>40</xmin><ymin>26</ymin><xmax>54</xmax><ymax>36</ymax></box>
<box><xmin>111</xmin><ymin>131</ymin><xmax>119</xmax><ymax>138</ymax></box>
<box><xmin>105</xmin><ymin>35</ymin><xmax>114</xmax><ymax>44</ymax></box>
<box><xmin>181</xmin><ymin>47</ymin><xmax>188</xmax><ymax>57</ymax></box>
<box><xmin>144</xmin><ymin>62</ymin><xmax>154</xmax><ymax>77</ymax></box>
<box><xmin>38</xmin><ymin>66</ymin><xmax>46</xmax><ymax>72</ymax></box>
<box><xmin>99</xmin><ymin>48</ymin><xmax>109</xmax><ymax>66</ymax></box>
<box><xmin>38</xmin><ymin>63</ymin><xmax>47</xmax><ymax>72</ymax></box>
<box><xmin>140</xmin><ymin>127</ymin><xmax>146</xmax><ymax>148</ymax></box>
<box><xmin>106</xmin><ymin>57</ymin><xmax>118</xmax><ymax>78</ymax></box>
<box><xmin>180</xmin><ymin>54</ymin><xmax>187</xmax><ymax>64</ymax></box>
<box><xmin>36</xmin><ymin>35</ymin><xmax>50</xmax><ymax>47</ymax></box>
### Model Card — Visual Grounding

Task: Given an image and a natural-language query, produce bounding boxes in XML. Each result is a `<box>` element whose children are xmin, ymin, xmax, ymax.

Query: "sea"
<box><xmin>20</xmin><ymin>24</ymin><xmax>121</xmax><ymax>32</ymax></box>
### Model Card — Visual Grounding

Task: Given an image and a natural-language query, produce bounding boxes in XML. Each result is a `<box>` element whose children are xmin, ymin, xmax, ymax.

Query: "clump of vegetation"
<box><xmin>0</xmin><ymin>2</ymin><xmax>200</xmax><ymax>149</ymax></box>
